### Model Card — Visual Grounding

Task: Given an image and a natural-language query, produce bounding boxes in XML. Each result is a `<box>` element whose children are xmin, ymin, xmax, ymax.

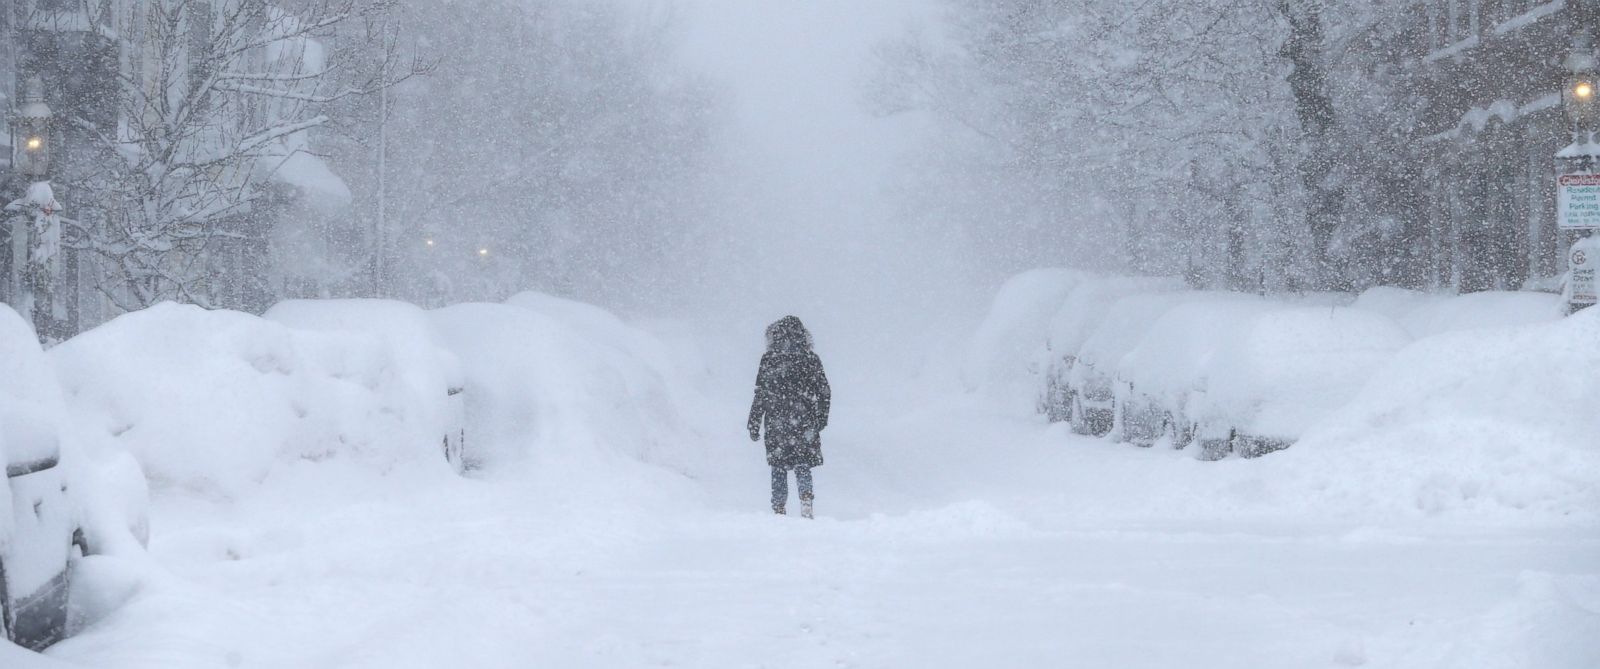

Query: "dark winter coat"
<box><xmin>747</xmin><ymin>316</ymin><xmax>831</xmax><ymax>469</ymax></box>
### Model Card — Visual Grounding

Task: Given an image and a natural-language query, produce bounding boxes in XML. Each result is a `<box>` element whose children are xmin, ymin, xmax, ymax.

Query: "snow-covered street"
<box><xmin>5</xmin><ymin>2</ymin><xmax>1600</xmax><ymax>666</ymax></box>
<box><xmin>40</xmin><ymin>369</ymin><xmax>1600</xmax><ymax>669</ymax></box>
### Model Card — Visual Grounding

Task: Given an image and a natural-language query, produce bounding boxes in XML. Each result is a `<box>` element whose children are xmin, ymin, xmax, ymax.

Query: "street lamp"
<box><xmin>10</xmin><ymin>75</ymin><xmax>51</xmax><ymax>178</ymax></box>
<box><xmin>3</xmin><ymin>74</ymin><xmax>62</xmax><ymax>340</ymax></box>
<box><xmin>1561</xmin><ymin>33</ymin><xmax>1600</xmax><ymax>314</ymax></box>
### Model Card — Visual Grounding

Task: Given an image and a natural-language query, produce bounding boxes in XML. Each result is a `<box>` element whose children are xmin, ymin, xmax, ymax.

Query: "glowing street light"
<box><xmin>10</xmin><ymin>75</ymin><xmax>52</xmax><ymax>178</ymax></box>
<box><xmin>424</xmin><ymin>238</ymin><xmax>435</xmax><ymax>247</ymax></box>
<box><xmin>1565</xmin><ymin>34</ymin><xmax>1599</xmax><ymax>129</ymax></box>
<box><xmin>477</xmin><ymin>247</ymin><xmax>489</xmax><ymax>257</ymax></box>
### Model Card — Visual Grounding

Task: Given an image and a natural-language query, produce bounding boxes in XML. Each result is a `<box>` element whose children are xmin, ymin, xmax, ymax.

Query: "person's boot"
<box><xmin>800</xmin><ymin>498</ymin><xmax>814</xmax><ymax>519</ymax></box>
<box><xmin>773</xmin><ymin>504</ymin><xmax>786</xmax><ymax>515</ymax></box>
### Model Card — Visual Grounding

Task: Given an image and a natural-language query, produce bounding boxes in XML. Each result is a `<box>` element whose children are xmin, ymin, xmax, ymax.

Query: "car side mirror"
<box><xmin>6</xmin><ymin>450</ymin><xmax>59</xmax><ymax>478</ymax></box>
<box><xmin>3</xmin><ymin>410</ymin><xmax>61</xmax><ymax>478</ymax></box>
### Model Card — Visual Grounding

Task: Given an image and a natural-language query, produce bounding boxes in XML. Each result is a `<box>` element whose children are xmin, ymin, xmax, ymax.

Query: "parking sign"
<box><xmin>1558</xmin><ymin>173</ymin><xmax>1600</xmax><ymax>230</ymax></box>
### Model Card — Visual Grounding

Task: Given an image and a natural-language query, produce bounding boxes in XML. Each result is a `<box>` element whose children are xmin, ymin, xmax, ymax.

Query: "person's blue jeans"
<box><xmin>771</xmin><ymin>465</ymin><xmax>812</xmax><ymax>512</ymax></box>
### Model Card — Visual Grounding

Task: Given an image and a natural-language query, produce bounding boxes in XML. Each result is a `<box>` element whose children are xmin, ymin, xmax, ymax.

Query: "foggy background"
<box><xmin>14</xmin><ymin>0</ymin><xmax>1547</xmax><ymax>346</ymax></box>
<box><xmin>673</xmin><ymin>0</ymin><xmax>976</xmax><ymax>370</ymax></box>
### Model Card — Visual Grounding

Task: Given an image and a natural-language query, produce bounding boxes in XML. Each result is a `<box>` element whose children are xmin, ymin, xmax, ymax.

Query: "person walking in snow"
<box><xmin>748</xmin><ymin>316</ymin><xmax>831</xmax><ymax>518</ymax></box>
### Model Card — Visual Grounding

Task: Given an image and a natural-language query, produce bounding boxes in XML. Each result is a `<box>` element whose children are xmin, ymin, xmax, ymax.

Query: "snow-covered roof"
<box><xmin>1420</xmin><ymin>93</ymin><xmax>1561</xmax><ymax>144</ymax></box>
<box><xmin>1494</xmin><ymin>0</ymin><xmax>1565</xmax><ymax>37</ymax></box>
<box><xmin>268</xmin><ymin>151</ymin><xmax>352</xmax><ymax>206</ymax></box>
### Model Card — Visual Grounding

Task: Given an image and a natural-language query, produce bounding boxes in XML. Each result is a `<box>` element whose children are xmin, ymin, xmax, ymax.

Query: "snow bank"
<box><xmin>1353</xmin><ymin>287</ymin><xmax>1562</xmax><ymax>339</ymax></box>
<box><xmin>1278</xmin><ymin>307</ymin><xmax>1600</xmax><ymax>519</ymax></box>
<box><xmin>51</xmin><ymin>303</ymin><xmax>455</xmax><ymax>502</ymax></box>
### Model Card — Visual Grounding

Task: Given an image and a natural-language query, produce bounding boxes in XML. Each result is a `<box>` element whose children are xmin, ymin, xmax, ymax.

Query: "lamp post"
<box><xmin>1563</xmin><ymin>35</ymin><xmax>1600</xmax><ymax>165</ymax></box>
<box><xmin>1559</xmin><ymin>35</ymin><xmax>1600</xmax><ymax>314</ymax></box>
<box><xmin>5</xmin><ymin>74</ymin><xmax>64</xmax><ymax>340</ymax></box>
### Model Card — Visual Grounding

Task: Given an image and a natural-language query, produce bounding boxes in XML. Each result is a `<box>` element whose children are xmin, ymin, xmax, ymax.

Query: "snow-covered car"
<box><xmin>1188</xmin><ymin>307</ymin><xmax>1411</xmax><ymax>459</ymax></box>
<box><xmin>1115</xmin><ymin>294</ymin><xmax>1282</xmax><ymax>449</ymax></box>
<box><xmin>961</xmin><ymin>268</ymin><xmax>1090</xmax><ymax>408</ymax></box>
<box><xmin>264</xmin><ymin>299</ymin><xmax>470</xmax><ymax>472</ymax></box>
<box><xmin>1037</xmin><ymin>275</ymin><xmax>1183</xmax><ymax>425</ymax></box>
<box><xmin>0</xmin><ymin>308</ymin><xmax>83</xmax><ymax>651</ymax></box>
<box><xmin>2</xmin><ymin>412</ymin><xmax>80</xmax><ymax>650</ymax></box>
<box><xmin>1064</xmin><ymin>291</ymin><xmax>1188</xmax><ymax>438</ymax></box>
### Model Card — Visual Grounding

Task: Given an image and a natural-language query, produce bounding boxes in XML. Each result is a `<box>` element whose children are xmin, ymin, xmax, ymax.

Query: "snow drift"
<box><xmin>1279</xmin><ymin>306</ymin><xmax>1600</xmax><ymax>520</ymax></box>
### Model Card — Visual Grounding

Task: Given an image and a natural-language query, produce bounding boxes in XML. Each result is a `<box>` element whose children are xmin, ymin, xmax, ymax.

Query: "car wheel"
<box><xmin>1196</xmin><ymin>429</ymin><xmax>1234</xmax><ymax>461</ymax></box>
<box><xmin>1172</xmin><ymin>419</ymin><xmax>1195</xmax><ymax>450</ymax></box>
<box><xmin>1084</xmin><ymin>408</ymin><xmax>1114</xmax><ymax>438</ymax></box>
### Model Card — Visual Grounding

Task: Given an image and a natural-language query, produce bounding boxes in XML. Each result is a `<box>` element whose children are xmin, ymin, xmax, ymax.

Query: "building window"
<box><xmin>1440</xmin><ymin>0</ymin><xmax>1452</xmax><ymax>47</ymax></box>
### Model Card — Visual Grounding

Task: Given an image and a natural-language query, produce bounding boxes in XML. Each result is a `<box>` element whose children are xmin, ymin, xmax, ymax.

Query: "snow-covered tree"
<box><xmin>870</xmin><ymin>0</ymin><xmax>1309</xmax><ymax>287</ymax></box>
<box><xmin>68</xmin><ymin>0</ymin><xmax>422</xmax><ymax>313</ymax></box>
<box><xmin>870</xmin><ymin>0</ymin><xmax>1462</xmax><ymax>292</ymax></box>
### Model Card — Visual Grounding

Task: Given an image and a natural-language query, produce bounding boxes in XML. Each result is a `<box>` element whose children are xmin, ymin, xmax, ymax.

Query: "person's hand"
<box><xmin>748</xmin><ymin>426</ymin><xmax>760</xmax><ymax>442</ymax></box>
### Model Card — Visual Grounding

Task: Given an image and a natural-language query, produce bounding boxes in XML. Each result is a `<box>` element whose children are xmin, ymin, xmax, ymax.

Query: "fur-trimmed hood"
<box><xmin>764</xmin><ymin>315</ymin><xmax>812</xmax><ymax>354</ymax></box>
